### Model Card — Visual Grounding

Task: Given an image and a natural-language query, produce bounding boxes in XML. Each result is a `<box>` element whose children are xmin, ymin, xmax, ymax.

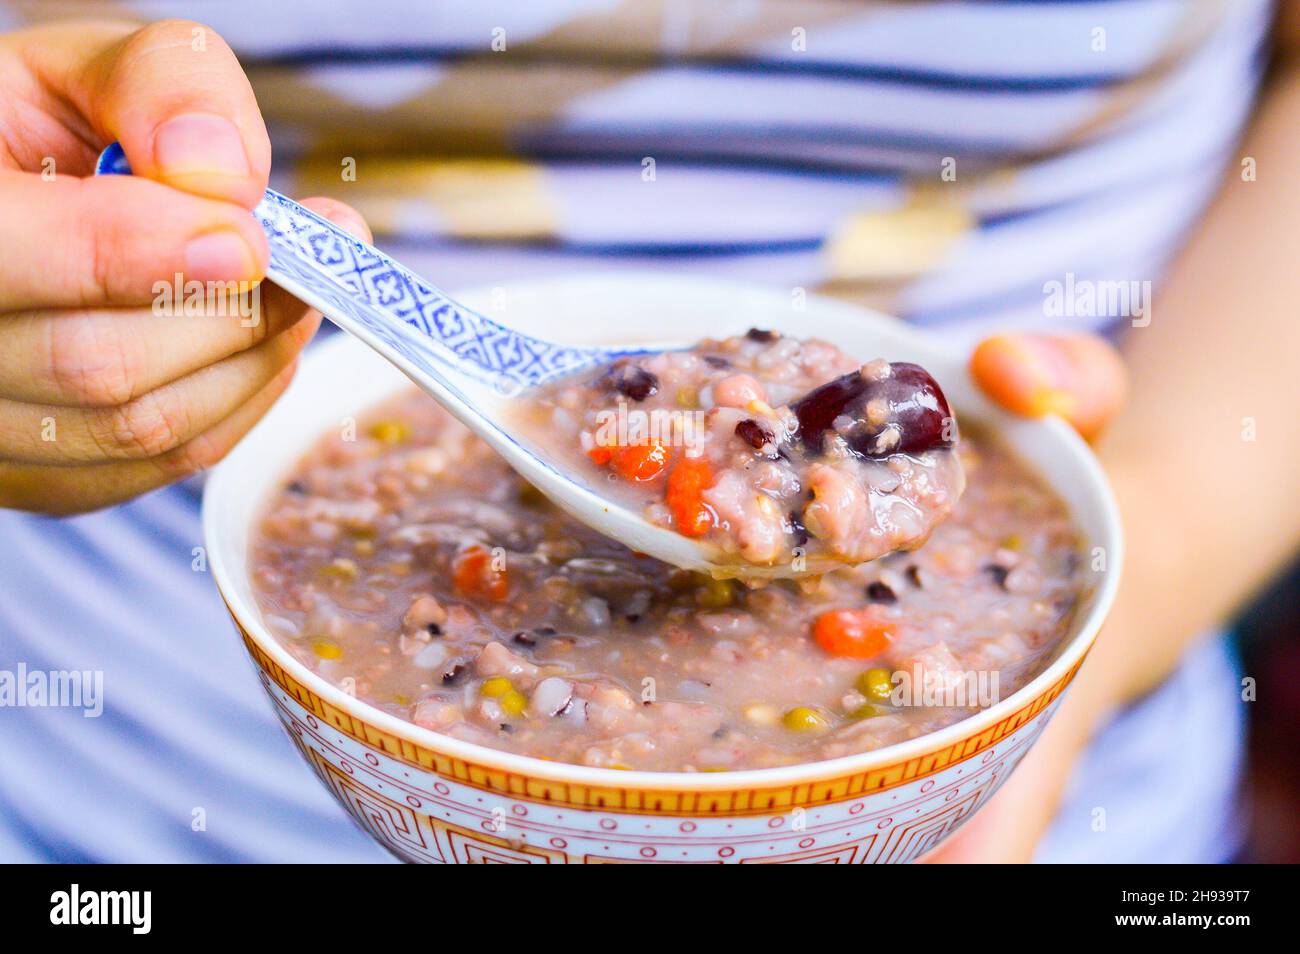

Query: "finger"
<box><xmin>18</xmin><ymin>19</ymin><xmax>270</xmax><ymax>206</ymax></box>
<box><xmin>293</xmin><ymin>196</ymin><xmax>374</xmax><ymax>247</ymax></box>
<box><xmin>0</xmin><ymin>307</ymin><xmax>319</xmax><ymax>463</ymax></box>
<box><xmin>969</xmin><ymin>333</ymin><xmax>1128</xmax><ymax>441</ymax></box>
<box><xmin>0</xmin><ymin>358</ymin><xmax>299</xmax><ymax>515</ymax></box>
<box><xmin>0</xmin><ymin>169</ymin><xmax>267</xmax><ymax>312</ymax></box>
<box><xmin>0</xmin><ymin>292</ymin><xmax>279</xmax><ymax>407</ymax></box>
<box><xmin>0</xmin><ymin>197</ymin><xmax>369</xmax><ymax>405</ymax></box>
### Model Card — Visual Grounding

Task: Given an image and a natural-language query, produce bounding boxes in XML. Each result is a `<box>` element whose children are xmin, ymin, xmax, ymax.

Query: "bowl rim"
<box><xmin>205</xmin><ymin>272</ymin><xmax>1123</xmax><ymax>796</ymax></box>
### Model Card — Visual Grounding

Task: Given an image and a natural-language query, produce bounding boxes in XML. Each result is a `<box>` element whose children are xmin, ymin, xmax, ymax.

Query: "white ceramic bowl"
<box><xmin>205</xmin><ymin>274</ymin><xmax>1122</xmax><ymax>864</ymax></box>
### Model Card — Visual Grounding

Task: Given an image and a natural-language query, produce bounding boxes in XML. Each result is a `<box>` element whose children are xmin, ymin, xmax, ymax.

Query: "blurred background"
<box><xmin>1238</xmin><ymin>565</ymin><xmax>1300</xmax><ymax>863</ymax></box>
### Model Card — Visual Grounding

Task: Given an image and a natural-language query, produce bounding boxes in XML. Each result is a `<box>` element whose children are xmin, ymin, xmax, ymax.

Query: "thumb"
<box><xmin>970</xmin><ymin>333</ymin><xmax>1128</xmax><ymax>441</ymax></box>
<box><xmin>34</xmin><ymin>19</ymin><xmax>271</xmax><ymax>207</ymax></box>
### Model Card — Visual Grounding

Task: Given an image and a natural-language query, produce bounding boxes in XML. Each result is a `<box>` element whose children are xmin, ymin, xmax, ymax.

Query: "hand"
<box><xmin>921</xmin><ymin>332</ymin><xmax>1128</xmax><ymax>863</ymax></box>
<box><xmin>0</xmin><ymin>20</ymin><xmax>370</xmax><ymax>513</ymax></box>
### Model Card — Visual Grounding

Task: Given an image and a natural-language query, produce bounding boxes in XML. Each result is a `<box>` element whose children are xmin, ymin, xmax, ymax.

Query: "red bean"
<box><xmin>790</xmin><ymin>362</ymin><xmax>955</xmax><ymax>458</ymax></box>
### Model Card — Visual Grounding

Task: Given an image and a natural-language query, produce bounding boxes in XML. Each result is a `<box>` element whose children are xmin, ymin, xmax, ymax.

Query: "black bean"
<box><xmin>985</xmin><ymin>564</ymin><xmax>1010</xmax><ymax>590</ymax></box>
<box><xmin>866</xmin><ymin>581</ymin><xmax>897</xmax><ymax>604</ymax></box>
<box><xmin>746</xmin><ymin>328</ymin><xmax>778</xmax><ymax>342</ymax></box>
<box><xmin>905</xmin><ymin>565</ymin><xmax>923</xmax><ymax>588</ymax></box>
<box><xmin>498</xmin><ymin>723</ymin><xmax>514</xmax><ymax>733</ymax></box>
<box><xmin>441</xmin><ymin>664</ymin><xmax>466</xmax><ymax>685</ymax></box>
<box><xmin>735</xmin><ymin>418</ymin><xmax>774</xmax><ymax>450</ymax></box>
<box><xmin>426</xmin><ymin>622</ymin><xmax>443</xmax><ymax>637</ymax></box>
<box><xmin>703</xmin><ymin>355</ymin><xmax>731</xmax><ymax>369</ymax></box>
<box><xmin>597</xmin><ymin>362</ymin><xmax>659</xmax><ymax>401</ymax></box>
<box><xmin>787</xmin><ymin>510</ymin><xmax>810</xmax><ymax>547</ymax></box>
<box><xmin>285</xmin><ymin>480</ymin><xmax>307</xmax><ymax>495</ymax></box>
<box><xmin>512</xmin><ymin>631</ymin><xmax>536</xmax><ymax>648</ymax></box>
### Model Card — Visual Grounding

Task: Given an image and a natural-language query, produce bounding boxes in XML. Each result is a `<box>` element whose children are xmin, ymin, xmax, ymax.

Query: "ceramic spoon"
<box><xmin>97</xmin><ymin>143</ymin><xmax>937</xmax><ymax>579</ymax></box>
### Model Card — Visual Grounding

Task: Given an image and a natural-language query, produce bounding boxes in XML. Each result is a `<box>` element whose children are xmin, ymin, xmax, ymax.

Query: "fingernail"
<box><xmin>1032</xmin><ymin>387</ymin><xmax>1078</xmax><ymax>418</ymax></box>
<box><xmin>154</xmin><ymin>113</ymin><xmax>249</xmax><ymax>177</ymax></box>
<box><xmin>1012</xmin><ymin>336</ymin><xmax>1078</xmax><ymax>417</ymax></box>
<box><xmin>185</xmin><ymin>230</ymin><xmax>258</xmax><ymax>282</ymax></box>
<box><xmin>972</xmin><ymin>334</ymin><xmax>1077</xmax><ymax>421</ymax></box>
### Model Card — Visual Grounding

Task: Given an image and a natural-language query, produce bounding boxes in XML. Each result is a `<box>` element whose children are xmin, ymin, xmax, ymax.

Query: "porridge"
<box><xmin>251</xmin><ymin>377</ymin><xmax>1086</xmax><ymax>772</ymax></box>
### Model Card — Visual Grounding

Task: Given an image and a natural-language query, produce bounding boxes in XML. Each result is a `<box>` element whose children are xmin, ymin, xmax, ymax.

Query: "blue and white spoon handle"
<box><xmin>95</xmin><ymin>142</ymin><xmax>624</xmax><ymax>398</ymax></box>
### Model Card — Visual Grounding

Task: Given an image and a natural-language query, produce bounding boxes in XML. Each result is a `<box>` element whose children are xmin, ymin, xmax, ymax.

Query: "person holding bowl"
<box><xmin>0</xmin><ymin>3</ymin><xmax>1295</xmax><ymax>862</ymax></box>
